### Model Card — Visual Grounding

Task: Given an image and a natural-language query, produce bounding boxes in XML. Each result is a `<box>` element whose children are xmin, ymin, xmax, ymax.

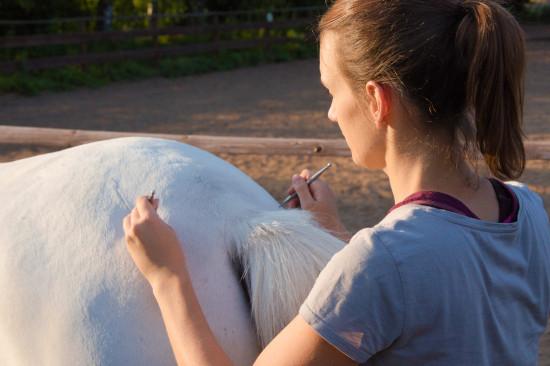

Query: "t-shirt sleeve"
<box><xmin>299</xmin><ymin>229</ymin><xmax>405</xmax><ymax>363</ymax></box>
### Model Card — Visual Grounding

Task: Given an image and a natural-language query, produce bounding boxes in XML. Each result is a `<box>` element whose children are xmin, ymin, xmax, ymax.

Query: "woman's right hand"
<box><xmin>285</xmin><ymin>169</ymin><xmax>351</xmax><ymax>242</ymax></box>
<box><xmin>123</xmin><ymin>196</ymin><xmax>188</xmax><ymax>289</ymax></box>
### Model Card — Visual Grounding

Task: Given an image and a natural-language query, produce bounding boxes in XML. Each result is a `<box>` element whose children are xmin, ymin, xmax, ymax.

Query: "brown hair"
<box><xmin>319</xmin><ymin>0</ymin><xmax>526</xmax><ymax>180</ymax></box>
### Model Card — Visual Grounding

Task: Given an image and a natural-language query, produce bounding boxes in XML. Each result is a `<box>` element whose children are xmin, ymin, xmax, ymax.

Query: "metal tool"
<box><xmin>147</xmin><ymin>190</ymin><xmax>156</xmax><ymax>204</ymax></box>
<box><xmin>279</xmin><ymin>163</ymin><xmax>332</xmax><ymax>207</ymax></box>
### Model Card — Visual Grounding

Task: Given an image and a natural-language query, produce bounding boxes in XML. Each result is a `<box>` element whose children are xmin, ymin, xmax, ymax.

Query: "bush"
<box><xmin>508</xmin><ymin>0</ymin><xmax>530</xmax><ymax>14</ymax></box>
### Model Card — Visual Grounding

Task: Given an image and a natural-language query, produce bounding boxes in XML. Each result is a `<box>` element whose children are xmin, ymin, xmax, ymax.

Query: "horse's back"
<box><xmin>0</xmin><ymin>138</ymin><xmax>276</xmax><ymax>365</ymax></box>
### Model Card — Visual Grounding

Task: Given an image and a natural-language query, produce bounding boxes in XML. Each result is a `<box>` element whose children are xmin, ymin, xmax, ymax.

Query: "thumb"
<box><xmin>136</xmin><ymin>196</ymin><xmax>157</xmax><ymax>217</ymax></box>
<box><xmin>292</xmin><ymin>175</ymin><xmax>314</xmax><ymax>207</ymax></box>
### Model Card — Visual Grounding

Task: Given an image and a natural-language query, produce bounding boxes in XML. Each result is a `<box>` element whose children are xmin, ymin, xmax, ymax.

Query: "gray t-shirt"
<box><xmin>299</xmin><ymin>181</ymin><xmax>550</xmax><ymax>365</ymax></box>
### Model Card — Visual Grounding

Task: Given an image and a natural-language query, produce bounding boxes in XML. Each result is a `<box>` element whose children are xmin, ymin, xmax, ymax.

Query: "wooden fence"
<box><xmin>0</xmin><ymin>7</ymin><xmax>323</xmax><ymax>73</ymax></box>
<box><xmin>1</xmin><ymin>125</ymin><xmax>550</xmax><ymax>160</ymax></box>
<box><xmin>3</xmin><ymin>10</ymin><xmax>550</xmax><ymax>74</ymax></box>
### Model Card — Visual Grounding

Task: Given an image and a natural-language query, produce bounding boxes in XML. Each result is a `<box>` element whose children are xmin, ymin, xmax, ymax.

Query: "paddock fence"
<box><xmin>0</xmin><ymin>7</ymin><xmax>324</xmax><ymax>73</ymax></box>
<box><xmin>1</xmin><ymin>125</ymin><xmax>549</xmax><ymax>160</ymax></box>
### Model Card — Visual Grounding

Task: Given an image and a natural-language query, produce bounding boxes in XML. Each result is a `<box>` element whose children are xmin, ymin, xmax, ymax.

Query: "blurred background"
<box><xmin>0</xmin><ymin>0</ymin><xmax>549</xmax><ymax>362</ymax></box>
<box><xmin>0</xmin><ymin>0</ymin><xmax>329</xmax><ymax>94</ymax></box>
<box><xmin>0</xmin><ymin>0</ymin><xmax>548</xmax><ymax>94</ymax></box>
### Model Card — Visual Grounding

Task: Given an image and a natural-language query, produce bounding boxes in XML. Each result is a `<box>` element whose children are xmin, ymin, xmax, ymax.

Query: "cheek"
<box><xmin>346</xmin><ymin>103</ymin><xmax>387</xmax><ymax>169</ymax></box>
<box><xmin>356</xmin><ymin>129</ymin><xmax>387</xmax><ymax>169</ymax></box>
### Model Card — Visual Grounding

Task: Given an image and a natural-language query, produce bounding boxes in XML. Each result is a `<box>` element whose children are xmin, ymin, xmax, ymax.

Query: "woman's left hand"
<box><xmin>123</xmin><ymin>196</ymin><xmax>187</xmax><ymax>288</ymax></box>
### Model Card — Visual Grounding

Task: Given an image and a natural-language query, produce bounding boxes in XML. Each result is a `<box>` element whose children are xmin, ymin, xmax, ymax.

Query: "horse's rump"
<box><xmin>0</xmin><ymin>137</ymin><xmax>343</xmax><ymax>365</ymax></box>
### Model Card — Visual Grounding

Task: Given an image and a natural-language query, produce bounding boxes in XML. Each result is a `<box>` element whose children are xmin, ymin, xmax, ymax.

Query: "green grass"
<box><xmin>0</xmin><ymin>42</ymin><xmax>318</xmax><ymax>96</ymax></box>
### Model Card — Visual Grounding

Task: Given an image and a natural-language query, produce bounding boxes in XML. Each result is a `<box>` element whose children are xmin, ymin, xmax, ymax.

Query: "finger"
<box><xmin>123</xmin><ymin>215</ymin><xmax>130</xmax><ymax>233</ymax></box>
<box><xmin>136</xmin><ymin>196</ymin><xmax>156</xmax><ymax>217</ymax></box>
<box><xmin>152</xmin><ymin>198</ymin><xmax>159</xmax><ymax>211</ymax></box>
<box><xmin>123</xmin><ymin>216</ymin><xmax>135</xmax><ymax>244</ymax></box>
<box><xmin>286</xmin><ymin>169</ymin><xmax>310</xmax><ymax>194</ymax></box>
<box><xmin>286</xmin><ymin>197</ymin><xmax>300</xmax><ymax>208</ymax></box>
<box><xmin>291</xmin><ymin>174</ymin><xmax>314</xmax><ymax>207</ymax></box>
<box><xmin>131</xmin><ymin>207</ymin><xmax>140</xmax><ymax>223</ymax></box>
<box><xmin>309</xmin><ymin>179</ymin><xmax>334</xmax><ymax>201</ymax></box>
<box><xmin>308</xmin><ymin>179</ymin><xmax>326</xmax><ymax>198</ymax></box>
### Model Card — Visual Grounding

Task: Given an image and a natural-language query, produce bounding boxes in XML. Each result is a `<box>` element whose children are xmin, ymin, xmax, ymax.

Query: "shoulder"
<box><xmin>300</xmin><ymin>228</ymin><xmax>406</xmax><ymax>362</ymax></box>
<box><xmin>304</xmin><ymin>228</ymin><xmax>401</xmax><ymax>302</ymax></box>
<box><xmin>335</xmin><ymin>228</ymin><xmax>397</xmax><ymax>268</ymax></box>
<box><xmin>364</xmin><ymin>205</ymin><xmax>462</xmax><ymax>255</ymax></box>
<box><xmin>505</xmin><ymin>180</ymin><xmax>549</xmax><ymax>226</ymax></box>
<box><xmin>504</xmin><ymin>180</ymin><xmax>545</xmax><ymax>208</ymax></box>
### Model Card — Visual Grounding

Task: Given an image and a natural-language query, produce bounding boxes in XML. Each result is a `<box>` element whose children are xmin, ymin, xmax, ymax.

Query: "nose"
<box><xmin>327</xmin><ymin>103</ymin><xmax>337</xmax><ymax>123</ymax></box>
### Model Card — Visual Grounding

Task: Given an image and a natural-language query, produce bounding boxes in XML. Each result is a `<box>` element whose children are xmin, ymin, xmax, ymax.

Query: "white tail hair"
<box><xmin>230</xmin><ymin>209</ymin><xmax>345</xmax><ymax>348</ymax></box>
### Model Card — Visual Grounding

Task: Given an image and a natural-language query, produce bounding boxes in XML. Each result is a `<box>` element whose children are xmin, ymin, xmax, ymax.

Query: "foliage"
<box><xmin>0</xmin><ymin>41</ymin><xmax>317</xmax><ymax>95</ymax></box>
<box><xmin>517</xmin><ymin>2</ymin><xmax>550</xmax><ymax>23</ymax></box>
<box><xmin>1</xmin><ymin>0</ymin><xmax>538</xmax><ymax>23</ymax></box>
<box><xmin>1</xmin><ymin>0</ymin><xmax>327</xmax><ymax>21</ymax></box>
<box><xmin>506</xmin><ymin>0</ymin><xmax>530</xmax><ymax>14</ymax></box>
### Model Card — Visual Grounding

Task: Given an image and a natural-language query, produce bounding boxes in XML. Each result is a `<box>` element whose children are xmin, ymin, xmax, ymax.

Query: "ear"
<box><xmin>365</xmin><ymin>81</ymin><xmax>391</xmax><ymax>128</ymax></box>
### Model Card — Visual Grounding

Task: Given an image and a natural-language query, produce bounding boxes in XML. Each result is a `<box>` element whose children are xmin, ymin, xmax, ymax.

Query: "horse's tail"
<box><xmin>230</xmin><ymin>209</ymin><xmax>345</xmax><ymax>348</ymax></box>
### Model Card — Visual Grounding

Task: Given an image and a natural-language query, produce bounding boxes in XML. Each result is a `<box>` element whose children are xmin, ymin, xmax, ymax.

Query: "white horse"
<box><xmin>0</xmin><ymin>137</ymin><xmax>344</xmax><ymax>366</ymax></box>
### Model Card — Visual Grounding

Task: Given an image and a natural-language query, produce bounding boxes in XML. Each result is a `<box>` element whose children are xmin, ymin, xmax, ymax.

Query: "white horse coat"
<box><xmin>0</xmin><ymin>137</ymin><xmax>344</xmax><ymax>366</ymax></box>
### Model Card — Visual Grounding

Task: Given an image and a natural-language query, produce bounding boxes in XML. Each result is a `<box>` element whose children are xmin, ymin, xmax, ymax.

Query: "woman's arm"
<box><xmin>124</xmin><ymin>197</ymin><xmax>231</xmax><ymax>365</ymax></box>
<box><xmin>256</xmin><ymin>315</ymin><xmax>357</xmax><ymax>366</ymax></box>
<box><xmin>152</xmin><ymin>273</ymin><xmax>233</xmax><ymax>366</ymax></box>
<box><xmin>153</xmin><ymin>273</ymin><xmax>356</xmax><ymax>366</ymax></box>
<box><xmin>286</xmin><ymin>172</ymin><xmax>352</xmax><ymax>242</ymax></box>
<box><xmin>123</xmin><ymin>197</ymin><xmax>357</xmax><ymax>366</ymax></box>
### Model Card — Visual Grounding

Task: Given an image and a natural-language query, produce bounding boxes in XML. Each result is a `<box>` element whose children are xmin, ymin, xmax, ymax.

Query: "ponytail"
<box><xmin>456</xmin><ymin>1</ymin><xmax>526</xmax><ymax>179</ymax></box>
<box><xmin>318</xmin><ymin>0</ymin><xmax>526</xmax><ymax>179</ymax></box>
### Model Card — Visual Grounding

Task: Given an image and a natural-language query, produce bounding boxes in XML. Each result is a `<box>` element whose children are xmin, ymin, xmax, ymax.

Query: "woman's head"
<box><xmin>318</xmin><ymin>0</ymin><xmax>526</xmax><ymax>179</ymax></box>
<box><xmin>320</xmin><ymin>31</ymin><xmax>388</xmax><ymax>168</ymax></box>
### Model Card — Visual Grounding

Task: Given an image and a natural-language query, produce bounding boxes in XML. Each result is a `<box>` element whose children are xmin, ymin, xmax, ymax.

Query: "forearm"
<box><xmin>332</xmin><ymin>221</ymin><xmax>352</xmax><ymax>242</ymax></box>
<box><xmin>152</xmin><ymin>272</ymin><xmax>234</xmax><ymax>366</ymax></box>
<box><xmin>318</xmin><ymin>217</ymin><xmax>351</xmax><ymax>242</ymax></box>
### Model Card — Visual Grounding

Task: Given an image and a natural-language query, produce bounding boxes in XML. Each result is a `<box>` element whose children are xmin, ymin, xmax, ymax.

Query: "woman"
<box><xmin>123</xmin><ymin>1</ymin><xmax>550</xmax><ymax>364</ymax></box>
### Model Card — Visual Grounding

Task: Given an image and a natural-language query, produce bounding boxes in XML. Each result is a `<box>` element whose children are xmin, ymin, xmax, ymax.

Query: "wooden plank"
<box><xmin>526</xmin><ymin>140</ymin><xmax>550</xmax><ymax>160</ymax></box>
<box><xmin>0</xmin><ymin>125</ymin><xmax>350</xmax><ymax>157</ymax></box>
<box><xmin>1</xmin><ymin>125</ymin><xmax>549</xmax><ymax>160</ymax></box>
<box><xmin>0</xmin><ymin>19</ymin><xmax>314</xmax><ymax>49</ymax></box>
<box><xmin>0</xmin><ymin>6</ymin><xmax>324</xmax><ymax>26</ymax></box>
<box><xmin>0</xmin><ymin>37</ymin><xmax>293</xmax><ymax>72</ymax></box>
<box><xmin>0</xmin><ymin>19</ymin><xmax>540</xmax><ymax>50</ymax></box>
<box><xmin>522</xmin><ymin>24</ymin><xmax>550</xmax><ymax>42</ymax></box>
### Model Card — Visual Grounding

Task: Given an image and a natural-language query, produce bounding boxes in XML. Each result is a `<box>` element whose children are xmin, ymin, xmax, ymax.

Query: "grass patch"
<box><xmin>1</xmin><ymin>42</ymin><xmax>318</xmax><ymax>96</ymax></box>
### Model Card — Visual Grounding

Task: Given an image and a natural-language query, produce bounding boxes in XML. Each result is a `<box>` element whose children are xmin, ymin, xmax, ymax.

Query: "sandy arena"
<box><xmin>1</xmin><ymin>30</ymin><xmax>549</xmax><ymax>363</ymax></box>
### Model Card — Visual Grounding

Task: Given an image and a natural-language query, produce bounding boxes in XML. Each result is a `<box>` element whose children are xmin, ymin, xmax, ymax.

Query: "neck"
<box><xmin>383</xmin><ymin>139</ymin><xmax>482</xmax><ymax>205</ymax></box>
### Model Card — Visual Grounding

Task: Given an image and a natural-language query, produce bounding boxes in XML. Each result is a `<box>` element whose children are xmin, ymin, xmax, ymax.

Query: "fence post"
<box><xmin>149</xmin><ymin>0</ymin><xmax>160</xmax><ymax>65</ymax></box>
<box><xmin>0</xmin><ymin>7</ymin><xmax>325</xmax><ymax>72</ymax></box>
<box><xmin>213</xmin><ymin>14</ymin><xmax>222</xmax><ymax>56</ymax></box>
<box><xmin>79</xmin><ymin>20</ymin><xmax>88</xmax><ymax>71</ymax></box>
<box><xmin>264</xmin><ymin>11</ymin><xmax>274</xmax><ymax>58</ymax></box>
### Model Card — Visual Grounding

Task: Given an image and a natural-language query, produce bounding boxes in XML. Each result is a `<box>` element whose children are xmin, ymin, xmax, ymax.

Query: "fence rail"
<box><xmin>0</xmin><ymin>19</ymin><xmax>313</xmax><ymax>49</ymax></box>
<box><xmin>1</xmin><ymin>125</ymin><xmax>550</xmax><ymax>160</ymax></box>
<box><xmin>0</xmin><ymin>7</ymin><xmax>322</xmax><ymax>73</ymax></box>
<box><xmin>0</xmin><ymin>6</ymin><xmax>325</xmax><ymax>26</ymax></box>
<box><xmin>3</xmin><ymin>9</ymin><xmax>549</xmax><ymax>74</ymax></box>
<box><xmin>0</xmin><ymin>125</ymin><xmax>350</xmax><ymax>157</ymax></box>
<box><xmin>1</xmin><ymin>37</ymin><xmax>294</xmax><ymax>73</ymax></box>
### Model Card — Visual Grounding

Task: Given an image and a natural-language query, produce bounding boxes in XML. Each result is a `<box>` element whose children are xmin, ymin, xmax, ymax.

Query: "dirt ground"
<box><xmin>1</xmin><ymin>30</ymin><xmax>549</xmax><ymax>363</ymax></box>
